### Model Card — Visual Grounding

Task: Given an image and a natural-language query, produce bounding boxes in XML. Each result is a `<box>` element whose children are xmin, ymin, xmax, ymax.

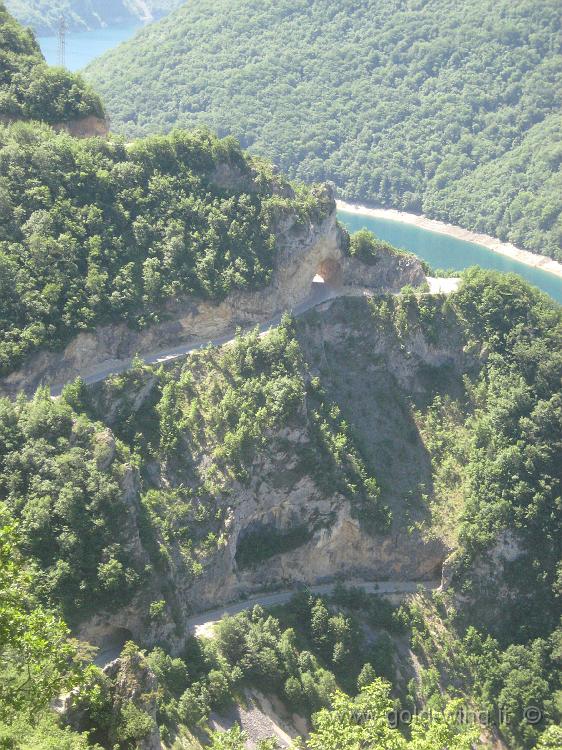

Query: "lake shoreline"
<box><xmin>337</xmin><ymin>200</ymin><xmax>562</xmax><ymax>280</ymax></box>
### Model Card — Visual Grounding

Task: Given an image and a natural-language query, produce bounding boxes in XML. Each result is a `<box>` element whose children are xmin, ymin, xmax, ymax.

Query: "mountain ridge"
<box><xmin>84</xmin><ymin>0</ymin><xmax>562</xmax><ymax>260</ymax></box>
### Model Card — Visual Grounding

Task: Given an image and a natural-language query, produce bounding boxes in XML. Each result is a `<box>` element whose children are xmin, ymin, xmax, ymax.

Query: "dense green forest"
<box><xmin>0</xmin><ymin>2</ymin><xmax>103</xmax><ymax>122</ymax></box>
<box><xmin>0</xmin><ymin>122</ymin><xmax>329</xmax><ymax>376</ymax></box>
<box><xmin>0</xmin><ymin>5</ymin><xmax>560</xmax><ymax>748</ymax></box>
<box><xmin>1</xmin><ymin>269</ymin><xmax>561</xmax><ymax>748</ymax></box>
<box><xmin>5</xmin><ymin>0</ymin><xmax>184</xmax><ymax>34</ymax></box>
<box><xmin>433</xmin><ymin>270</ymin><xmax>562</xmax><ymax>644</ymax></box>
<box><xmin>86</xmin><ymin>0</ymin><xmax>562</xmax><ymax>259</ymax></box>
<box><xmin>0</xmin><ymin>314</ymin><xmax>387</xmax><ymax>626</ymax></box>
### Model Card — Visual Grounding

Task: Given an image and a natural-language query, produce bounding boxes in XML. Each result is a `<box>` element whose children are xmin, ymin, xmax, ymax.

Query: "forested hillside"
<box><xmin>1</xmin><ymin>270</ymin><xmax>560</xmax><ymax>748</ymax></box>
<box><xmin>86</xmin><ymin>0</ymin><xmax>562</xmax><ymax>259</ymax></box>
<box><xmin>0</xmin><ymin>123</ymin><xmax>328</xmax><ymax>376</ymax></box>
<box><xmin>5</xmin><ymin>0</ymin><xmax>184</xmax><ymax>34</ymax></box>
<box><xmin>0</xmin><ymin>4</ymin><xmax>560</xmax><ymax>748</ymax></box>
<box><xmin>0</xmin><ymin>2</ymin><xmax>103</xmax><ymax>122</ymax></box>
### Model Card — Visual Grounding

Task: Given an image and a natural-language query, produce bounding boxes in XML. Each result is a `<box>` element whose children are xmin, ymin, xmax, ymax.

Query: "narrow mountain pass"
<box><xmin>51</xmin><ymin>279</ymin><xmax>458</xmax><ymax>395</ymax></box>
<box><xmin>187</xmin><ymin>580</ymin><xmax>441</xmax><ymax>639</ymax></box>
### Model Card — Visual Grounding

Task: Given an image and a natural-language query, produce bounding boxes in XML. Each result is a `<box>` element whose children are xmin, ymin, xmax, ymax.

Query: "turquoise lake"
<box><xmin>338</xmin><ymin>210</ymin><xmax>562</xmax><ymax>304</ymax></box>
<box><xmin>38</xmin><ymin>23</ymin><xmax>142</xmax><ymax>71</ymax></box>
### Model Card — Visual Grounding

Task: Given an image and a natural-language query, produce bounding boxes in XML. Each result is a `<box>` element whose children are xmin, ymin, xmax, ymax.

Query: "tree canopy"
<box><xmin>86</xmin><ymin>0</ymin><xmax>562</xmax><ymax>259</ymax></box>
<box><xmin>0</xmin><ymin>2</ymin><xmax>103</xmax><ymax>123</ymax></box>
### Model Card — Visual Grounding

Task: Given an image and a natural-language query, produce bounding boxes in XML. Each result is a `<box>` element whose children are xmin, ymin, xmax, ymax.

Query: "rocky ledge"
<box><xmin>0</xmin><ymin>187</ymin><xmax>425</xmax><ymax>398</ymax></box>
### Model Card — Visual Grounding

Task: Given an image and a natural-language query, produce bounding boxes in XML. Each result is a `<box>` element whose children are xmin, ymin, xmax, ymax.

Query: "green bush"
<box><xmin>349</xmin><ymin>229</ymin><xmax>404</xmax><ymax>264</ymax></box>
<box><xmin>0</xmin><ymin>4</ymin><xmax>103</xmax><ymax>123</ymax></box>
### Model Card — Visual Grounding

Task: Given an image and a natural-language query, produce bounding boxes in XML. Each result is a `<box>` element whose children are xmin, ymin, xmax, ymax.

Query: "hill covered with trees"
<box><xmin>0</xmin><ymin>4</ymin><xmax>560</xmax><ymax>748</ymax></box>
<box><xmin>5</xmin><ymin>0</ymin><xmax>184</xmax><ymax>34</ymax></box>
<box><xmin>0</xmin><ymin>123</ymin><xmax>328</xmax><ymax>376</ymax></box>
<box><xmin>1</xmin><ymin>270</ymin><xmax>561</xmax><ymax>748</ymax></box>
<box><xmin>86</xmin><ymin>0</ymin><xmax>562</xmax><ymax>260</ymax></box>
<box><xmin>0</xmin><ymin>2</ymin><xmax>103</xmax><ymax>123</ymax></box>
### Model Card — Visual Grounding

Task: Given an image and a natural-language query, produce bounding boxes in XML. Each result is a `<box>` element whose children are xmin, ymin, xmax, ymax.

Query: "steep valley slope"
<box><xmin>75</xmin><ymin>293</ymin><xmax>462</xmax><ymax>654</ymax></box>
<box><xmin>2</xmin><ymin>275</ymin><xmax>527</xmax><ymax>657</ymax></box>
<box><xmin>85</xmin><ymin>0</ymin><xmax>562</xmax><ymax>260</ymax></box>
<box><xmin>0</xmin><ymin>178</ymin><xmax>424</xmax><ymax>398</ymax></box>
<box><xmin>3</xmin><ymin>266</ymin><xmax>560</xmax><ymax>749</ymax></box>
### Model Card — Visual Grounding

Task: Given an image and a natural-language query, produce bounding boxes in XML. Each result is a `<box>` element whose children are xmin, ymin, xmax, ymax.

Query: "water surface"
<box><xmin>38</xmin><ymin>23</ymin><xmax>142</xmax><ymax>70</ymax></box>
<box><xmin>338</xmin><ymin>210</ymin><xmax>562</xmax><ymax>304</ymax></box>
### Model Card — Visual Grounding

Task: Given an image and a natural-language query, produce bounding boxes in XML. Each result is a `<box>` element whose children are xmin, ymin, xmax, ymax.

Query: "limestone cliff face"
<box><xmin>0</xmin><ymin>189</ymin><xmax>425</xmax><ymax>398</ymax></box>
<box><xmin>74</xmin><ymin>295</ymin><xmax>463</xmax><ymax>657</ymax></box>
<box><xmin>52</xmin><ymin>115</ymin><xmax>110</xmax><ymax>138</ymax></box>
<box><xmin>440</xmin><ymin>528</ymin><xmax>527</xmax><ymax>638</ymax></box>
<box><xmin>185</xmin><ymin>421</ymin><xmax>444</xmax><ymax>608</ymax></box>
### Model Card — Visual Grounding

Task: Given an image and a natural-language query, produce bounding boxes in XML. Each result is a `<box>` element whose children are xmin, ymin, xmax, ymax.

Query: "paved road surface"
<box><xmin>51</xmin><ymin>278</ymin><xmax>458</xmax><ymax>395</ymax></box>
<box><xmin>95</xmin><ymin>580</ymin><xmax>439</xmax><ymax>664</ymax></box>
<box><xmin>187</xmin><ymin>579</ymin><xmax>441</xmax><ymax>639</ymax></box>
<box><xmin>51</xmin><ymin>281</ymin><xmax>337</xmax><ymax>395</ymax></box>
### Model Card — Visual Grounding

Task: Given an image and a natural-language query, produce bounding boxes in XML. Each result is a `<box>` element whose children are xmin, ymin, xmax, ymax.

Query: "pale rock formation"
<box><xmin>0</xmin><ymin>186</ymin><xmax>425</xmax><ymax>397</ymax></box>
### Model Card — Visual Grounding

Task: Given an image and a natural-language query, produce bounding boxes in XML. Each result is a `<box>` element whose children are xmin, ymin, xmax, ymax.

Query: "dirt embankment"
<box><xmin>0</xmin><ymin>114</ymin><xmax>109</xmax><ymax>137</ymax></box>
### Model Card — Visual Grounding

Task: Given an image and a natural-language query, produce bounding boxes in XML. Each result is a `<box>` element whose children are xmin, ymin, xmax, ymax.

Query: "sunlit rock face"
<box><xmin>0</xmin><ymin>184</ymin><xmax>425</xmax><ymax>398</ymax></box>
<box><xmin>75</xmin><ymin>290</ymin><xmax>465</xmax><ymax>657</ymax></box>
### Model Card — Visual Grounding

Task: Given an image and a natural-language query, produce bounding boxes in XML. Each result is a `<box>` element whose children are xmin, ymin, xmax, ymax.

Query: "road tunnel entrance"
<box><xmin>307</xmin><ymin>257</ymin><xmax>343</xmax><ymax>307</ymax></box>
<box><xmin>94</xmin><ymin>626</ymin><xmax>133</xmax><ymax>667</ymax></box>
<box><xmin>315</xmin><ymin>258</ymin><xmax>343</xmax><ymax>287</ymax></box>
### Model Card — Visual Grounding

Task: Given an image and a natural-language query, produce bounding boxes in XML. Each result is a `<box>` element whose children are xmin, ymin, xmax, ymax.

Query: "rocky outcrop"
<box><xmin>52</xmin><ymin>115</ymin><xmax>109</xmax><ymax>138</ymax></box>
<box><xmin>103</xmin><ymin>648</ymin><xmax>161</xmax><ymax>750</ymax></box>
<box><xmin>442</xmin><ymin>529</ymin><xmax>524</xmax><ymax>593</ymax></box>
<box><xmin>58</xmin><ymin>645</ymin><xmax>161</xmax><ymax>748</ymax></box>
<box><xmin>185</xmin><ymin>423</ymin><xmax>445</xmax><ymax>609</ymax></box>
<box><xmin>0</xmin><ymin>114</ymin><xmax>109</xmax><ymax>137</ymax></box>
<box><xmin>0</xmin><ymin>188</ymin><xmax>426</xmax><ymax>398</ymax></box>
